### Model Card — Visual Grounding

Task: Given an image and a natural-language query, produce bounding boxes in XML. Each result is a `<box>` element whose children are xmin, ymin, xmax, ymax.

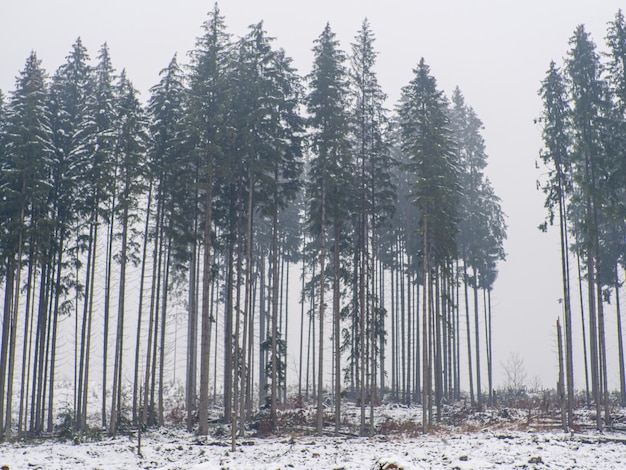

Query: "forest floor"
<box><xmin>2</xmin><ymin>396</ymin><xmax>626</xmax><ymax>469</ymax></box>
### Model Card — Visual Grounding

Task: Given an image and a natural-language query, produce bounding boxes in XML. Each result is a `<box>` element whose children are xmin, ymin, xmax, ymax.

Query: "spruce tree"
<box><xmin>306</xmin><ymin>23</ymin><xmax>353</xmax><ymax>435</ymax></box>
<box><xmin>145</xmin><ymin>54</ymin><xmax>190</xmax><ymax>428</ymax></box>
<box><xmin>566</xmin><ymin>25</ymin><xmax>611</xmax><ymax>429</ymax></box>
<box><xmin>605</xmin><ymin>10</ymin><xmax>626</xmax><ymax>405</ymax></box>
<box><xmin>109</xmin><ymin>71</ymin><xmax>149</xmax><ymax>436</ymax></box>
<box><xmin>348</xmin><ymin>18</ymin><xmax>395</xmax><ymax>435</ymax></box>
<box><xmin>74</xmin><ymin>43</ymin><xmax>117</xmax><ymax>432</ymax></box>
<box><xmin>231</xmin><ymin>22</ymin><xmax>303</xmax><ymax>430</ymax></box>
<box><xmin>538</xmin><ymin>60</ymin><xmax>575</xmax><ymax>427</ymax></box>
<box><xmin>0</xmin><ymin>51</ymin><xmax>53</xmax><ymax>438</ymax></box>
<box><xmin>46</xmin><ymin>38</ymin><xmax>94</xmax><ymax>433</ymax></box>
<box><xmin>186</xmin><ymin>3</ymin><xmax>232</xmax><ymax>435</ymax></box>
<box><xmin>398</xmin><ymin>58</ymin><xmax>459</xmax><ymax>431</ymax></box>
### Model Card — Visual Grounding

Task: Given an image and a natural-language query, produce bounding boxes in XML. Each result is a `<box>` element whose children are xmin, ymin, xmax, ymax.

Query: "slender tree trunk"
<box><xmin>421</xmin><ymin>216</ymin><xmax>430</xmax><ymax>432</ymax></box>
<box><xmin>150</xmin><ymin>202</ymin><xmax>167</xmax><ymax>422</ymax></box>
<box><xmin>585</xmin><ymin>222</ymin><xmax>601</xmax><ymax>429</ymax></box>
<box><xmin>557</xmin><ymin>318</ymin><xmax>566</xmax><ymax>431</ymax></box>
<box><xmin>307</xmin><ymin>263</ymin><xmax>317</xmax><ymax>402</ymax></box>
<box><xmin>455</xmin><ymin>260</ymin><xmax>461</xmax><ymax>400</ymax></box>
<box><xmin>259</xmin><ymin>257</ymin><xmax>267</xmax><ymax>407</ymax></box>
<box><xmin>406</xmin><ymin>255</ymin><xmax>412</xmax><ymax>405</ymax></box>
<box><xmin>414</xmin><ymin>266</ymin><xmax>421</xmax><ymax>403</ymax></box>
<box><xmin>46</xmin><ymin>231</ymin><xmax>66</xmax><ymax>433</ymax></box>
<box><xmin>487</xmin><ymin>289</ymin><xmax>494</xmax><ymax>406</ymax></box>
<box><xmin>596</xmin><ymin>263</ymin><xmax>611</xmax><ymax>428</ymax></box>
<box><xmin>102</xmin><ymin>188</ymin><xmax>117</xmax><ymax>428</ymax></box>
<box><xmin>223</xmin><ymin>230</ymin><xmax>235</xmax><ymax>424</ymax></box>
<box><xmin>239</xmin><ymin>172</ymin><xmax>253</xmax><ymax>437</ymax></box>
<box><xmin>158</xmin><ymin>236</ymin><xmax>173</xmax><ymax>426</ymax></box>
<box><xmin>32</xmin><ymin>257</ymin><xmax>52</xmax><ymax>434</ymax></box>
<box><xmin>473</xmin><ymin>267</ymin><xmax>481</xmax><ymax>407</ymax></box>
<box><xmin>110</xmin><ymin>202</ymin><xmax>129</xmax><ymax>436</ymax></box>
<box><xmin>270</xmin><ymin>202</ymin><xmax>280</xmax><ymax>429</ymax></box>
<box><xmin>399</xmin><ymin>247</ymin><xmax>406</xmax><ymax>404</ymax></box>
<box><xmin>369</xmin><ymin>229</ymin><xmax>377</xmax><ymax>435</ymax></box>
<box><xmin>232</xmin><ymin>196</ymin><xmax>244</xmax><ymax>444</ymax></box>
<box><xmin>4</xmin><ymin>203</ymin><xmax>26</xmax><ymax>438</ymax></box>
<box><xmin>246</xmin><ymin>264</ymin><xmax>256</xmax><ymax>420</ymax></box>
<box><xmin>133</xmin><ymin>183</ymin><xmax>152</xmax><ymax>425</ymax></box>
<box><xmin>359</xmin><ymin>218</ymin><xmax>366</xmax><ymax>436</ymax></box>
<box><xmin>576</xmin><ymin>251</ymin><xmax>591</xmax><ymax>404</ymax></box>
<box><xmin>186</xmin><ymin>226</ymin><xmax>199</xmax><ymax>431</ymax></box>
<box><xmin>143</xmin><ymin>193</ymin><xmax>163</xmax><ymax>426</ymax></box>
<box><xmin>81</xmin><ymin>218</ymin><xmax>98</xmax><ymax>430</ymax></box>
<box><xmin>463</xmin><ymin>262</ymin><xmax>475</xmax><ymax>405</ymax></box>
<box><xmin>390</xmin><ymin>258</ymin><xmax>397</xmax><ymax>400</ymax></box>
<box><xmin>281</xmin><ymin>252</ymin><xmax>289</xmax><ymax>404</ymax></box>
<box><xmin>19</xmin><ymin>248</ymin><xmax>36</xmax><ymax>435</ymax></box>
<box><xmin>198</xmin><ymin>179</ymin><xmax>214</xmax><ymax>435</ymax></box>
<box><xmin>211</xmin><ymin>272</ymin><xmax>218</xmax><ymax>406</ymax></box>
<box><xmin>298</xmin><ymin>252</ymin><xmax>306</xmax><ymax>399</ymax></box>
<box><xmin>442</xmin><ymin>272</ymin><xmax>449</xmax><ymax>401</ymax></box>
<box><xmin>333</xmin><ymin>223</ymin><xmax>341</xmax><ymax>434</ymax></box>
<box><xmin>615</xmin><ymin>266</ymin><xmax>626</xmax><ymax>406</ymax></box>
<box><xmin>556</xmin><ymin>170</ymin><xmax>574</xmax><ymax>427</ymax></box>
<box><xmin>378</xmin><ymin>254</ymin><xmax>385</xmax><ymax>396</ymax></box>
<box><xmin>316</xmin><ymin>178</ymin><xmax>327</xmax><ymax>435</ymax></box>
<box><xmin>0</xmin><ymin>259</ymin><xmax>15</xmax><ymax>441</ymax></box>
<box><xmin>435</xmin><ymin>271</ymin><xmax>443</xmax><ymax>421</ymax></box>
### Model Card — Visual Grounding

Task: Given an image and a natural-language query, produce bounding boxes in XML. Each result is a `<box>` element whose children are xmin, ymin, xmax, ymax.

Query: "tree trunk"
<box><xmin>158</xmin><ymin>236</ymin><xmax>173</xmax><ymax>426</ymax></box>
<box><xmin>110</xmin><ymin>202</ymin><xmax>129</xmax><ymax>436</ymax></box>
<box><xmin>333</xmin><ymin>222</ymin><xmax>341</xmax><ymax>434</ymax></box>
<box><xmin>316</xmin><ymin>178</ymin><xmax>327</xmax><ymax>435</ymax></box>
<box><xmin>0</xmin><ymin>259</ymin><xmax>15</xmax><ymax>441</ymax></box>
<box><xmin>198</xmin><ymin>179</ymin><xmax>214</xmax><ymax>435</ymax></box>
<box><xmin>473</xmin><ymin>267</ymin><xmax>481</xmax><ymax>407</ymax></box>
<box><xmin>259</xmin><ymin>257</ymin><xmax>267</xmax><ymax>407</ymax></box>
<box><xmin>556</xmin><ymin>169</ymin><xmax>574</xmax><ymax>428</ymax></box>
<box><xmin>102</xmin><ymin>189</ymin><xmax>117</xmax><ymax>429</ymax></box>
<box><xmin>133</xmin><ymin>183</ymin><xmax>152</xmax><ymax>425</ymax></box>
<box><xmin>557</xmin><ymin>318</ymin><xmax>567</xmax><ymax>431</ymax></box>
<box><xmin>421</xmin><ymin>216</ymin><xmax>430</xmax><ymax>432</ymax></box>
<box><xmin>19</xmin><ymin>247</ymin><xmax>36</xmax><ymax>435</ymax></box>
<box><xmin>615</xmin><ymin>266</ymin><xmax>626</xmax><ymax>406</ymax></box>
<box><xmin>186</xmin><ymin>225</ymin><xmax>199</xmax><ymax>431</ymax></box>
<box><xmin>576</xmin><ymin>251</ymin><xmax>591</xmax><ymax>405</ymax></box>
<box><xmin>271</xmin><ymin>192</ymin><xmax>280</xmax><ymax>429</ymax></box>
<box><xmin>463</xmin><ymin>262</ymin><xmax>475</xmax><ymax>406</ymax></box>
<box><xmin>359</xmin><ymin>217</ymin><xmax>366</xmax><ymax>436</ymax></box>
<box><xmin>6</xmin><ymin>220</ymin><xmax>26</xmax><ymax>438</ymax></box>
<box><xmin>46</xmin><ymin>232</ymin><xmax>66</xmax><ymax>432</ymax></box>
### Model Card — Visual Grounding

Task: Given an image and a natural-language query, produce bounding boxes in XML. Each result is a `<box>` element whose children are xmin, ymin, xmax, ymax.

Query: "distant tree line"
<box><xmin>0</xmin><ymin>3</ymin><xmax>506</xmax><ymax>440</ymax></box>
<box><xmin>538</xmin><ymin>10</ymin><xmax>626</xmax><ymax>431</ymax></box>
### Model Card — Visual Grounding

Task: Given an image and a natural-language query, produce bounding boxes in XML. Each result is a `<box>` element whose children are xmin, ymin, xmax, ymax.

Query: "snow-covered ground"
<box><xmin>3</xmin><ymin>400</ymin><xmax>626</xmax><ymax>469</ymax></box>
<box><xmin>2</xmin><ymin>427</ymin><xmax>626</xmax><ymax>469</ymax></box>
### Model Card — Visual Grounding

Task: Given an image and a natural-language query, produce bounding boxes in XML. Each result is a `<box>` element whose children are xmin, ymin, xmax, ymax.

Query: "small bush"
<box><xmin>55</xmin><ymin>407</ymin><xmax>76</xmax><ymax>443</ymax></box>
<box><xmin>55</xmin><ymin>407</ymin><xmax>102</xmax><ymax>443</ymax></box>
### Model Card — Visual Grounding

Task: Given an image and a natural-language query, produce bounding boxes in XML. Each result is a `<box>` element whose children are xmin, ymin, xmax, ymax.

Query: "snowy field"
<box><xmin>2</xmin><ymin>427</ymin><xmax>626</xmax><ymax>469</ymax></box>
<box><xmin>2</xmin><ymin>401</ymin><xmax>626</xmax><ymax>469</ymax></box>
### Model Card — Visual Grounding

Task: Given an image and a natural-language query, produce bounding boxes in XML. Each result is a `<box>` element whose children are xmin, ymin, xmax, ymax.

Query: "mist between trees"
<box><xmin>0</xmin><ymin>3</ymin><xmax>622</xmax><ymax>442</ymax></box>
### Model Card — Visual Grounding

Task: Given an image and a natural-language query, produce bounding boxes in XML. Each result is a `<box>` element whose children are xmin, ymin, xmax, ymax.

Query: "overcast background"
<box><xmin>1</xmin><ymin>0</ymin><xmax>625</xmax><ymax>390</ymax></box>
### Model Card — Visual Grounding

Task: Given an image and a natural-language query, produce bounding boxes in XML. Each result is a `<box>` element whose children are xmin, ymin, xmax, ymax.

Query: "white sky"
<box><xmin>1</xmin><ymin>0</ymin><xmax>625</xmax><ymax>391</ymax></box>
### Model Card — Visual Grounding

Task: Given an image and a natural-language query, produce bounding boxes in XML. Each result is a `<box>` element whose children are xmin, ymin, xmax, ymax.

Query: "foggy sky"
<box><xmin>1</xmin><ymin>0</ymin><xmax>625</xmax><ymax>390</ymax></box>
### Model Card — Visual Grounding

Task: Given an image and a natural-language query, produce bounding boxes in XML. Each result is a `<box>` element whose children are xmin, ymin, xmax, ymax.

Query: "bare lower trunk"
<box><xmin>333</xmin><ymin>223</ymin><xmax>341</xmax><ymax>435</ymax></box>
<box><xmin>198</xmin><ymin>181</ymin><xmax>214</xmax><ymax>435</ymax></box>
<box><xmin>110</xmin><ymin>204</ymin><xmax>129</xmax><ymax>436</ymax></box>
<box><xmin>316</xmin><ymin>179</ymin><xmax>327</xmax><ymax>435</ymax></box>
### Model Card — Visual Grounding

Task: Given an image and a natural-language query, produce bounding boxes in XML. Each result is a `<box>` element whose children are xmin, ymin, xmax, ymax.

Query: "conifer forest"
<box><xmin>0</xmin><ymin>5</ymin><xmax>625</xmax><ymax>445</ymax></box>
